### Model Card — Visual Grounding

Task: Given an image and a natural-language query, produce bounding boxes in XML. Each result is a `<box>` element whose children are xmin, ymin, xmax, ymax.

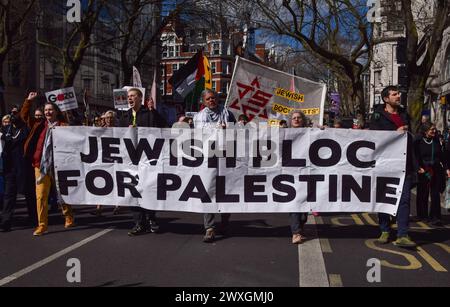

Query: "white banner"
<box><xmin>225</xmin><ymin>57</ymin><xmax>326</xmax><ymax>126</ymax></box>
<box><xmin>113</xmin><ymin>89</ymin><xmax>129</xmax><ymax>109</ymax></box>
<box><xmin>45</xmin><ymin>87</ymin><xmax>78</xmax><ymax>112</ymax></box>
<box><xmin>133</xmin><ymin>66</ymin><xmax>142</xmax><ymax>88</ymax></box>
<box><xmin>53</xmin><ymin>126</ymin><xmax>407</xmax><ymax>215</ymax></box>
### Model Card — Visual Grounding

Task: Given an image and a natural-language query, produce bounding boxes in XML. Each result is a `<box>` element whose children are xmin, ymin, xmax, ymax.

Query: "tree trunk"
<box><xmin>0</xmin><ymin>63</ymin><xmax>5</xmax><ymax>115</ymax></box>
<box><xmin>406</xmin><ymin>75</ymin><xmax>426</xmax><ymax>133</ymax></box>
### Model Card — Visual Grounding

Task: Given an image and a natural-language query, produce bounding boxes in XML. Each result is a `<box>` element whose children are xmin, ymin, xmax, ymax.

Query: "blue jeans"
<box><xmin>378</xmin><ymin>176</ymin><xmax>411</xmax><ymax>237</ymax></box>
<box><xmin>289</xmin><ymin>213</ymin><xmax>308</xmax><ymax>234</ymax></box>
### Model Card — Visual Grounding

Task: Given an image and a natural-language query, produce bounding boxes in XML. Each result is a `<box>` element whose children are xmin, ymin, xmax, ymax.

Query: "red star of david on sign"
<box><xmin>229</xmin><ymin>77</ymin><xmax>273</xmax><ymax>121</ymax></box>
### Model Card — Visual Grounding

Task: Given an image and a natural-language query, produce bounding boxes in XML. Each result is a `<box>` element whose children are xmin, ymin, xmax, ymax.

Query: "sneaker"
<box><xmin>393</xmin><ymin>236</ymin><xmax>417</xmax><ymax>248</ymax></box>
<box><xmin>128</xmin><ymin>225</ymin><xmax>148</xmax><ymax>236</ymax></box>
<box><xmin>203</xmin><ymin>228</ymin><xmax>215</xmax><ymax>243</ymax></box>
<box><xmin>64</xmin><ymin>217</ymin><xmax>75</xmax><ymax>228</ymax></box>
<box><xmin>148</xmin><ymin>220</ymin><xmax>160</xmax><ymax>233</ymax></box>
<box><xmin>377</xmin><ymin>231</ymin><xmax>390</xmax><ymax>244</ymax></box>
<box><xmin>292</xmin><ymin>233</ymin><xmax>305</xmax><ymax>244</ymax></box>
<box><xmin>33</xmin><ymin>226</ymin><xmax>48</xmax><ymax>236</ymax></box>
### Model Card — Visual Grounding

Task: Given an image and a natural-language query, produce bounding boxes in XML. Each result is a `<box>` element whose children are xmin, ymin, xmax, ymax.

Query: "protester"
<box><xmin>20</xmin><ymin>92</ymin><xmax>75</xmax><ymax>236</ymax></box>
<box><xmin>0</xmin><ymin>111</ymin><xmax>37</xmax><ymax>232</ymax></box>
<box><xmin>413</xmin><ymin>122</ymin><xmax>449</xmax><ymax>225</ymax></box>
<box><xmin>34</xmin><ymin>108</ymin><xmax>44</xmax><ymax>120</ymax></box>
<box><xmin>279</xmin><ymin>119</ymin><xmax>288</xmax><ymax>128</ymax></box>
<box><xmin>122</xmin><ymin>88</ymin><xmax>166</xmax><ymax>236</ymax></box>
<box><xmin>286</xmin><ymin>111</ymin><xmax>309</xmax><ymax>244</ymax></box>
<box><xmin>370</xmin><ymin>85</ymin><xmax>417</xmax><ymax>247</ymax></box>
<box><xmin>237</xmin><ymin>114</ymin><xmax>249</xmax><ymax>126</ymax></box>
<box><xmin>193</xmin><ymin>89</ymin><xmax>236</xmax><ymax>243</ymax></box>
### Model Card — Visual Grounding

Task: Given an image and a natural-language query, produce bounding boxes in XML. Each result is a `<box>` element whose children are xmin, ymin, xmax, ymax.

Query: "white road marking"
<box><xmin>298</xmin><ymin>217</ymin><xmax>329</xmax><ymax>287</ymax></box>
<box><xmin>0</xmin><ymin>228</ymin><xmax>114</xmax><ymax>286</ymax></box>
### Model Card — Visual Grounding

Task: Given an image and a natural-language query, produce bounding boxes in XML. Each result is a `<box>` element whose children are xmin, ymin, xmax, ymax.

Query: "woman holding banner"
<box><xmin>20</xmin><ymin>92</ymin><xmax>75</xmax><ymax>236</ymax></box>
<box><xmin>287</xmin><ymin>111</ymin><xmax>309</xmax><ymax>244</ymax></box>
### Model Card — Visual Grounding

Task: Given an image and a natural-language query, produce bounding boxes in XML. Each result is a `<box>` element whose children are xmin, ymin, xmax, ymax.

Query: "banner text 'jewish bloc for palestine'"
<box><xmin>53</xmin><ymin>126</ymin><xmax>407</xmax><ymax>215</ymax></box>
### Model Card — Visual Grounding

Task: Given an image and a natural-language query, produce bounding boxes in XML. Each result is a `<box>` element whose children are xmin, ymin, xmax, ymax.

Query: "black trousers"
<box><xmin>132</xmin><ymin>208</ymin><xmax>156</xmax><ymax>227</ymax></box>
<box><xmin>1</xmin><ymin>170</ymin><xmax>37</xmax><ymax>227</ymax></box>
<box><xmin>416</xmin><ymin>174</ymin><xmax>441</xmax><ymax>220</ymax></box>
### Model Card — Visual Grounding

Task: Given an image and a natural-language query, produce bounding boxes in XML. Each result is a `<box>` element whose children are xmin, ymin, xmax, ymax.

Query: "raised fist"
<box><xmin>27</xmin><ymin>92</ymin><xmax>38</xmax><ymax>101</ymax></box>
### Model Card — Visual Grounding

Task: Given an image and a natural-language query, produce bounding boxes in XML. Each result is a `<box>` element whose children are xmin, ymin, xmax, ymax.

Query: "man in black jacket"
<box><xmin>370</xmin><ymin>85</ymin><xmax>417</xmax><ymax>248</ymax></box>
<box><xmin>123</xmin><ymin>88</ymin><xmax>167</xmax><ymax>236</ymax></box>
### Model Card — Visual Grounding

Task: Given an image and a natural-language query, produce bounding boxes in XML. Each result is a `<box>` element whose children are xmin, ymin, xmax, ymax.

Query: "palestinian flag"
<box><xmin>169</xmin><ymin>50</ymin><xmax>212</xmax><ymax>111</ymax></box>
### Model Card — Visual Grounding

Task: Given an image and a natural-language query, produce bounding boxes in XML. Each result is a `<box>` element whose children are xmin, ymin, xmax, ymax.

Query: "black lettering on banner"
<box><xmin>182</xmin><ymin>139</ymin><xmax>204</xmax><ymax>167</ymax></box>
<box><xmin>101</xmin><ymin>137</ymin><xmax>123</xmax><ymax>164</ymax></box>
<box><xmin>169</xmin><ymin>139</ymin><xmax>178</xmax><ymax>166</ymax></box>
<box><xmin>244</xmin><ymin>175</ymin><xmax>267</xmax><ymax>202</ymax></box>
<box><xmin>252</xmin><ymin>140</ymin><xmax>275</xmax><ymax>168</ymax></box>
<box><xmin>179</xmin><ymin>175</ymin><xmax>212</xmax><ymax>203</ymax></box>
<box><xmin>272</xmin><ymin>175</ymin><xmax>296</xmax><ymax>203</ymax></box>
<box><xmin>342</xmin><ymin>175</ymin><xmax>371</xmax><ymax>202</ymax></box>
<box><xmin>58</xmin><ymin>170</ymin><xmax>80</xmax><ymax>195</ymax></box>
<box><xmin>208</xmin><ymin>141</ymin><xmax>237</xmax><ymax>168</ymax></box>
<box><xmin>329</xmin><ymin>174</ymin><xmax>338</xmax><ymax>202</ymax></box>
<box><xmin>309</xmin><ymin>139</ymin><xmax>341</xmax><ymax>167</ymax></box>
<box><xmin>124</xmin><ymin>138</ymin><xmax>164</xmax><ymax>166</ymax></box>
<box><xmin>216</xmin><ymin>176</ymin><xmax>239</xmax><ymax>202</ymax></box>
<box><xmin>116</xmin><ymin>171</ymin><xmax>141</xmax><ymax>198</ymax></box>
<box><xmin>299</xmin><ymin>175</ymin><xmax>325</xmax><ymax>202</ymax></box>
<box><xmin>282</xmin><ymin>140</ymin><xmax>306</xmax><ymax>167</ymax></box>
<box><xmin>85</xmin><ymin>170</ymin><xmax>114</xmax><ymax>196</ymax></box>
<box><xmin>80</xmin><ymin>137</ymin><xmax>98</xmax><ymax>163</ymax></box>
<box><xmin>347</xmin><ymin>141</ymin><xmax>376</xmax><ymax>168</ymax></box>
<box><xmin>157</xmin><ymin>174</ymin><xmax>182</xmax><ymax>200</ymax></box>
<box><xmin>376</xmin><ymin>177</ymin><xmax>400</xmax><ymax>205</ymax></box>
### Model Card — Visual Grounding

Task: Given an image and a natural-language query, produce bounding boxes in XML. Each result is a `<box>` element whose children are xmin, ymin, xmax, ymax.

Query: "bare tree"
<box><xmin>37</xmin><ymin>0</ymin><xmax>106</xmax><ymax>88</ymax></box>
<box><xmin>249</xmin><ymin>0</ymin><xmax>373</xmax><ymax>117</ymax></box>
<box><xmin>0</xmin><ymin>0</ymin><xmax>37</xmax><ymax>114</ymax></box>
<box><xmin>400</xmin><ymin>0</ymin><xmax>450</xmax><ymax>132</ymax></box>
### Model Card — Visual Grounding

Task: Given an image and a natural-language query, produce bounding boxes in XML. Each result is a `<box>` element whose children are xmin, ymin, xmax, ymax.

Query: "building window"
<box><xmin>211</xmin><ymin>62</ymin><xmax>216</xmax><ymax>74</ymax></box>
<box><xmin>445</xmin><ymin>47</ymin><xmax>450</xmax><ymax>81</ymax></box>
<box><xmin>212</xmin><ymin>80</ymin><xmax>216</xmax><ymax>92</ymax></box>
<box><xmin>225</xmin><ymin>62</ymin><xmax>231</xmax><ymax>75</ymax></box>
<box><xmin>222</xmin><ymin>82</ymin><xmax>229</xmax><ymax>95</ymax></box>
<box><xmin>168</xmin><ymin>46</ymin><xmax>175</xmax><ymax>58</ymax></box>
<box><xmin>374</xmin><ymin>70</ymin><xmax>382</xmax><ymax>87</ymax></box>
<box><xmin>160</xmin><ymin>83</ymin><xmax>165</xmax><ymax>95</ymax></box>
<box><xmin>176</xmin><ymin>45</ymin><xmax>180</xmax><ymax>57</ymax></box>
<box><xmin>172</xmin><ymin>63</ymin><xmax>178</xmax><ymax>72</ymax></box>
<box><xmin>212</xmin><ymin>42</ymin><xmax>220</xmax><ymax>55</ymax></box>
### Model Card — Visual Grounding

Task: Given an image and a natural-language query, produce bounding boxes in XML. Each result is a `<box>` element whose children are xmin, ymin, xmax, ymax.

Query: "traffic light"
<box><xmin>396</xmin><ymin>37</ymin><xmax>407</xmax><ymax>64</ymax></box>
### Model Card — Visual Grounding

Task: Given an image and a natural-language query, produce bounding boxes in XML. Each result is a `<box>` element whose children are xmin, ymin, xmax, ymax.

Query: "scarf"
<box><xmin>194</xmin><ymin>106</ymin><xmax>233</xmax><ymax>128</ymax></box>
<box><xmin>37</xmin><ymin>121</ymin><xmax>58</xmax><ymax>184</ymax></box>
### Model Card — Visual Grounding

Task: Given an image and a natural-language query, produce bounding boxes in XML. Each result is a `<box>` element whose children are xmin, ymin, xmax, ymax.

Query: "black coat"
<box><xmin>120</xmin><ymin>106</ymin><xmax>168</xmax><ymax>128</ymax></box>
<box><xmin>369</xmin><ymin>105</ymin><xmax>418</xmax><ymax>179</ymax></box>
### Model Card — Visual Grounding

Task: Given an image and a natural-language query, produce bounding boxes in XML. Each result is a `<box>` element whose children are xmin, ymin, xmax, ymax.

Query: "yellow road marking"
<box><xmin>328</xmin><ymin>274</ymin><xmax>343</xmax><ymax>287</ymax></box>
<box><xmin>433</xmin><ymin>243</ymin><xmax>450</xmax><ymax>253</ymax></box>
<box><xmin>351</xmin><ymin>214</ymin><xmax>365</xmax><ymax>225</ymax></box>
<box><xmin>320</xmin><ymin>238</ymin><xmax>333</xmax><ymax>253</ymax></box>
<box><xmin>416</xmin><ymin>247</ymin><xmax>448</xmax><ymax>272</ymax></box>
<box><xmin>361</xmin><ymin>213</ymin><xmax>378</xmax><ymax>226</ymax></box>
<box><xmin>365</xmin><ymin>239</ymin><xmax>422</xmax><ymax>270</ymax></box>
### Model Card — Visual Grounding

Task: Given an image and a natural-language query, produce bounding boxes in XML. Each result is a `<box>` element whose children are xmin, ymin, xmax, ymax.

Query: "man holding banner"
<box><xmin>122</xmin><ymin>88</ymin><xmax>165</xmax><ymax>236</ymax></box>
<box><xmin>194</xmin><ymin>89</ymin><xmax>236</xmax><ymax>243</ymax></box>
<box><xmin>370</xmin><ymin>86</ymin><xmax>417</xmax><ymax>248</ymax></box>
